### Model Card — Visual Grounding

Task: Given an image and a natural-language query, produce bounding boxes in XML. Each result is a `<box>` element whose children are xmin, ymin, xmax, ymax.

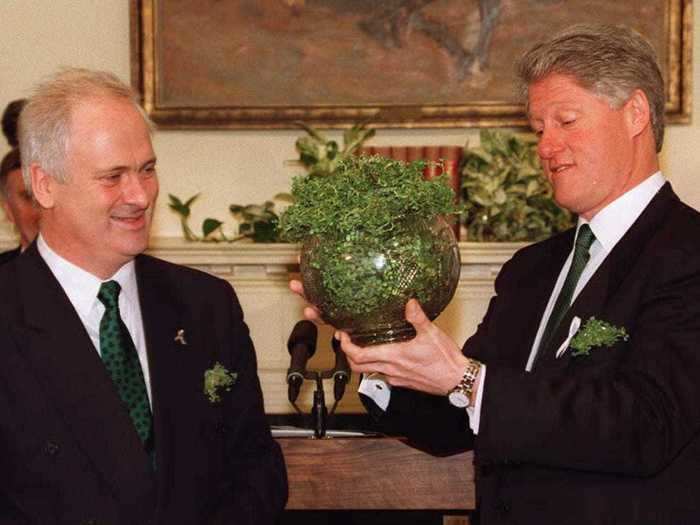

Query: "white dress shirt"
<box><xmin>37</xmin><ymin>235</ymin><xmax>153</xmax><ymax>404</ymax></box>
<box><xmin>360</xmin><ymin>172</ymin><xmax>666</xmax><ymax>434</ymax></box>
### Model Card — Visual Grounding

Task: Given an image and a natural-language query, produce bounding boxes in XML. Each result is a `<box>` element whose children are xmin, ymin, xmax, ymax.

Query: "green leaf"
<box><xmin>168</xmin><ymin>194</ymin><xmax>183</xmax><ymax>208</ymax></box>
<box><xmin>252</xmin><ymin>221</ymin><xmax>279</xmax><ymax>242</ymax></box>
<box><xmin>168</xmin><ymin>193</ymin><xmax>200</xmax><ymax>219</ymax></box>
<box><xmin>184</xmin><ymin>194</ymin><xmax>200</xmax><ymax>208</ymax></box>
<box><xmin>202</xmin><ymin>218</ymin><xmax>224</xmax><ymax>238</ymax></box>
<box><xmin>274</xmin><ymin>192</ymin><xmax>294</xmax><ymax>203</ymax></box>
<box><xmin>343</xmin><ymin>125</ymin><xmax>376</xmax><ymax>154</ymax></box>
<box><xmin>325</xmin><ymin>141</ymin><xmax>339</xmax><ymax>160</ymax></box>
<box><xmin>294</xmin><ymin>121</ymin><xmax>327</xmax><ymax>142</ymax></box>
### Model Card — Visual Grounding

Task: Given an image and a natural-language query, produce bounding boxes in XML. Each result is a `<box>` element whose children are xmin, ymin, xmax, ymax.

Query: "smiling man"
<box><xmin>301</xmin><ymin>24</ymin><xmax>700</xmax><ymax>524</ymax></box>
<box><xmin>0</xmin><ymin>69</ymin><xmax>287</xmax><ymax>524</ymax></box>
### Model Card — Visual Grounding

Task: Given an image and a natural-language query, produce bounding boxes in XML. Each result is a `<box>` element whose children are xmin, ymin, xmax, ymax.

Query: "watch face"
<box><xmin>448</xmin><ymin>390</ymin><xmax>469</xmax><ymax>408</ymax></box>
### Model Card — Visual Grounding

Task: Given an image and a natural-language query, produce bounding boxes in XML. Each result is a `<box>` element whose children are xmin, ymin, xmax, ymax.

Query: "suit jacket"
<box><xmin>0</xmin><ymin>244</ymin><xmax>287</xmax><ymax>525</ymax></box>
<box><xmin>0</xmin><ymin>246</ymin><xmax>20</xmax><ymax>266</ymax></box>
<box><xmin>382</xmin><ymin>184</ymin><xmax>700</xmax><ymax>524</ymax></box>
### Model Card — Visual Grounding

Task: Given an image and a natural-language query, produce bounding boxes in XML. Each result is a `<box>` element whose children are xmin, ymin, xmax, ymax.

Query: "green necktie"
<box><xmin>535</xmin><ymin>224</ymin><xmax>596</xmax><ymax>364</ymax></box>
<box><xmin>98</xmin><ymin>280</ymin><xmax>153</xmax><ymax>449</ymax></box>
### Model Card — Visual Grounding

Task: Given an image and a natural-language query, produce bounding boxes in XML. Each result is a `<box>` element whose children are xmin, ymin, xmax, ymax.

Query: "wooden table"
<box><xmin>277</xmin><ymin>437</ymin><xmax>475</xmax><ymax>510</ymax></box>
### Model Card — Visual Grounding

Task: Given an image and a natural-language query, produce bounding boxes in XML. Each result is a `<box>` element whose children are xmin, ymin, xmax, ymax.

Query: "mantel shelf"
<box><xmin>144</xmin><ymin>237</ymin><xmax>526</xmax><ymax>267</ymax></box>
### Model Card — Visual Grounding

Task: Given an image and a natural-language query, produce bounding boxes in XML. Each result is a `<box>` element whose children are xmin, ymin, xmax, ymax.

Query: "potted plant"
<box><xmin>279</xmin><ymin>155</ymin><xmax>461</xmax><ymax>346</ymax></box>
<box><xmin>461</xmin><ymin>129</ymin><xmax>574</xmax><ymax>241</ymax></box>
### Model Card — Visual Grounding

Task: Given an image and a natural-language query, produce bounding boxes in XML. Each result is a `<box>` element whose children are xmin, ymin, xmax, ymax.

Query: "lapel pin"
<box><xmin>174</xmin><ymin>329</ymin><xmax>188</xmax><ymax>346</ymax></box>
<box><xmin>555</xmin><ymin>316</ymin><xmax>581</xmax><ymax>359</ymax></box>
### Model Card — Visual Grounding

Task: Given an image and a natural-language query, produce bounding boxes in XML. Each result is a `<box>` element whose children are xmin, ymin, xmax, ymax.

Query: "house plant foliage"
<box><xmin>168</xmin><ymin>193</ymin><xmax>291</xmax><ymax>243</ymax></box>
<box><xmin>280</xmin><ymin>155</ymin><xmax>461</xmax><ymax>346</ymax></box>
<box><xmin>461</xmin><ymin>129</ymin><xmax>574</xmax><ymax>241</ymax></box>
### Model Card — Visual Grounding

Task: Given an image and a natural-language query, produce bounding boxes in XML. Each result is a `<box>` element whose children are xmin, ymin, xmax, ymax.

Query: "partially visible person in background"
<box><xmin>1</xmin><ymin>98</ymin><xmax>26</xmax><ymax>149</ymax></box>
<box><xmin>0</xmin><ymin>148</ymin><xmax>39</xmax><ymax>262</ymax></box>
<box><xmin>0</xmin><ymin>98</ymin><xmax>38</xmax><ymax>264</ymax></box>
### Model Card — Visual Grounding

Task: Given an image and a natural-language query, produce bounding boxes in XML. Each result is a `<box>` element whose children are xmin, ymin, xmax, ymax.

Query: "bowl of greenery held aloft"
<box><xmin>280</xmin><ymin>155</ymin><xmax>461</xmax><ymax>346</ymax></box>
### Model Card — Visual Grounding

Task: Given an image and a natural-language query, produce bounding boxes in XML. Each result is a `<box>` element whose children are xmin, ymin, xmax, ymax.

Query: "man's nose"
<box><xmin>537</xmin><ymin>128</ymin><xmax>564</xmax><ymax>159</ymax></box>
<box><xmin>122</xmin><ymin>173</ymin><xmax>150</xmax><ymax>206</ymax></box>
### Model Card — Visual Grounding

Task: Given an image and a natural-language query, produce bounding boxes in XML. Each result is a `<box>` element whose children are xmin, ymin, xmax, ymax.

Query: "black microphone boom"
<box><xmin>286</xmin><ymin>320</ymin><xmax>318</xmax><ymax>404</ymax></box>
<box><xmin>331</xmin><ymin>337</ymin><xmax>351</xmax><ymax>402</ymax></box>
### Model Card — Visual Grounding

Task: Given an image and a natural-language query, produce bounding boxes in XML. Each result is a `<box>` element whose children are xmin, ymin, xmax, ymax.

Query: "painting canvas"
<box><xmin>131</xmin><ymin>0</ymin><xmax>691</xmax><ymax>128</ymax></box>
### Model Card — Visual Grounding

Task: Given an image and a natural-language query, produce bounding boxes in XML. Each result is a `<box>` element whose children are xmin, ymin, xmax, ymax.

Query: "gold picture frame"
<box><xmin>130</xmin><ymin>0</ymin><xmax>692</xmax><ymax>129</ymax></box>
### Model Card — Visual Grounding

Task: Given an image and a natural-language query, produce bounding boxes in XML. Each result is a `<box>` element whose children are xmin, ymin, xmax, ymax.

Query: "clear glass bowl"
<box><xmin>300</xmin><ymin>216</ymin><xmax>460</xmax><ymax>346</ymax></box>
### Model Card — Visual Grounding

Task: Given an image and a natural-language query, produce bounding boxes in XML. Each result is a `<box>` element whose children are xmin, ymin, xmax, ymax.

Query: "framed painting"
<box><xmin>130</xmin><ymin>0</ymin><xmax>691</xmax><ymax>129</ymax></box>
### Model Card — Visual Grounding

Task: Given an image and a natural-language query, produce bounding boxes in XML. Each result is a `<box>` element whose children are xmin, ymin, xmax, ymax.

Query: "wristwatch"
<box><xmin>447</xmin><ymin>358</ymin><xmax>482</xmax><ymax>408</ymax></box>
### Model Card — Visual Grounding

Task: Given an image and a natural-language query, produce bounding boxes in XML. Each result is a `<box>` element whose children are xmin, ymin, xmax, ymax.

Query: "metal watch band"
<box><xmin>450</xmin><ymin>358</ymin><xmax>481</xmax><ymax>399</ymax></box>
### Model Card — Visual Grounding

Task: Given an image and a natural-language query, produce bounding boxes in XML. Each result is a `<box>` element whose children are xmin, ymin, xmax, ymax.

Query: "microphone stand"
<box><xmin>288</xmin><ymin>338</ymin><xmax>351</xmax><ymax>439</ymax></box>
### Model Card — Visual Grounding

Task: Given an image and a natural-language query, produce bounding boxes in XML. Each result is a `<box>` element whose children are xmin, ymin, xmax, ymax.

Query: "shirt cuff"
<box><xmin>358</xmin><ymin>372</ymin><xmax>391</xmax><ymax>411</ymax></box>
<box><xmin>466</xmin><ymin>364</ymin><xmax>486</xmax><ymax>434</ymax></box>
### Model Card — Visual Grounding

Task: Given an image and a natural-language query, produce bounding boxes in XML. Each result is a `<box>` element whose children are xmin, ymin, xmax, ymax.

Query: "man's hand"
<box><xmin>337</xmin><ymin>299</ymin><xmax>470</xmax><ymax>396</ymax></box>
<box><xmin>288</xmin><ymin>279</ymin><xmax>323</xmax><ymax>323</ymax></box>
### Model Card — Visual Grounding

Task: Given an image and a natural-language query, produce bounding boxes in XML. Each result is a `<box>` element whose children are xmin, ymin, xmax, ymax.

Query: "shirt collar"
<box><xmin>37</xmin><ymin>234</ymin><xmax>138</xmax><ymax>317</ymax></box>
<box><xmin>582</xmin><ymin>172</ymin><xmax>666</xmax><ymax>252</ymax></box>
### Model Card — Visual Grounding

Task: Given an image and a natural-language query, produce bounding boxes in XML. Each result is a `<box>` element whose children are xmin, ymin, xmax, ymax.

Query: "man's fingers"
<box><xmin>337</xmin><ymin>331</ymin><xmax>400</xmax><ymax>377</ymax></box>
<box><xmin>289</xmin><ymin>279</ymin><xmax>305</xmax><ymax>296</ymax></box>
<box><xmin>303</xmin><ymin>306</ymin><xmax>322</xmax><ymax>322</ymax></box>
<box><xmin>337</xmin><ymin>331</ymin><xmax>379</xmax><ymax>370</ymax></box>
<box><xmin>289</xmin><ymin>279</ymin><xmax>323</xmax><ymax>322</ymax></box>
<box><xmin>405</xmin><ymin>298</ymin><xmax>431</xmax><ymax>331</ymax></box>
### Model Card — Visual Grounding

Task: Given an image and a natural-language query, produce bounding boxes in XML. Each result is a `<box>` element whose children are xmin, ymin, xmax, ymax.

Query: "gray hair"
<box><xmin>18</xmin><ymin>67</ymin><xmax>153</xmax><ymax>191</ymax></box>
<box><xmin>516</xmin><ymin>24</ymin><xmax>665</xmax><ymax>152</ymax></box>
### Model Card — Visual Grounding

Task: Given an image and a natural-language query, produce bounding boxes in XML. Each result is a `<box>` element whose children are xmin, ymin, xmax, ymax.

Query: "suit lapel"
<box><xmin>16</xmin><ymin>245</ymin><xmax>156</xmax><ymax>516</ymax></box>
<box><xmin>135</xmin><ymin>255</ymin><xmax>221</xmax><ymax>515</ymax></box>
<box><xmin>495</xmin><ymin>229</ymin><xmax>573</xmax><ymax>368</ymax></box>
<box><xmin>135</xmin><ymin>255</ymin><xmax>182</xmax><ymax>509</ymax></box>
<box><xmin>540</xmin><ymin>183</ymin><xmax>677</xmax><ymax>366</ymax></box>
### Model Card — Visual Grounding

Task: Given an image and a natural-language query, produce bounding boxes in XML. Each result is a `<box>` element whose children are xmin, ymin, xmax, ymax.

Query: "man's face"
<box><xmin>528</xmin><ymin>73</ymin><xmax>636</xmax><ymax>220</ymax></box>
<box><xmin>1</xmin><ymin>168</ymin><xmax>40</xmax><ymax>248</ymax></box>
<box><xmin>39</xmin><ymin>97</ymin><xmax>158</xmax><ymax>278</ymax></box>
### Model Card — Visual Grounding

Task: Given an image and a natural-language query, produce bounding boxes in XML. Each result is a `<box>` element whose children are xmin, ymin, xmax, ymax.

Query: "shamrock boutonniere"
<box><xmin>204</xmin><ymin>362</ymin><xmax>238</xmax><ymax>403</ymax></box>
<box><xmin>569</xmin><ymin>317</ymin><xmax>629</xmax><ymax>357</ymax></box>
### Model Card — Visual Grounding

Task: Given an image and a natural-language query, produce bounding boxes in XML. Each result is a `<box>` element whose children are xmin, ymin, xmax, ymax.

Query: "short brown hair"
<box><xmin>0</xmin><ymin>148</ymin><xmax>21</xmax><ymax>198</ymax></box>
<box><xmin>517</xmin><ymin>24</ymin><xmax>665</xmax><ymax>152</ymax></box>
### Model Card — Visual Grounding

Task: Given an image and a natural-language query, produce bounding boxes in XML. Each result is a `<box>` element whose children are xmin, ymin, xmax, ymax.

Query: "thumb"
<box><xmin>405</xmin><ymin>298</ymin><xmax>430</xmax><ymax>331</ymax></box>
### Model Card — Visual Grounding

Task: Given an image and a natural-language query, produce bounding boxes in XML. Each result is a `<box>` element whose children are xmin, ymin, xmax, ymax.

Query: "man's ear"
<box><xmin>30</xmin><ymin>163</ymin><xmax>57</xmax><ymax>209</ymax></box>
<box><xmin>624</xmin><ymin>89</ymin><xmax>652</xmax><ymax>138</ymax></box>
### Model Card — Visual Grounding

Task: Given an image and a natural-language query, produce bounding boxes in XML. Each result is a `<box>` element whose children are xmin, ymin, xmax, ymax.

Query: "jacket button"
<box><xmin>43</xmin><ymin>441</ymin><xmax>60</xmax><ymax>456</ymax></box>
<box><xmin>496</xmin><ymin>501</ymin><xmax>511</xmax><ymax>514</ymax></box>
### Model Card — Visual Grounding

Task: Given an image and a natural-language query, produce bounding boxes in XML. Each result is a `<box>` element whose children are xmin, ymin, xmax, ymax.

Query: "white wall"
<box><xmin>1</xmin><ymin>1</ymin><xmax>698</xmax><ymax>243</ymax></box>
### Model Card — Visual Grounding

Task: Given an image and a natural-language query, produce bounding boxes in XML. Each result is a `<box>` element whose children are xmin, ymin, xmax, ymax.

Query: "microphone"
<box><xmin>331</xmin><ymin>337</ymin><xmax>351</xmax><ymax>403</ymax></box>
<box><xmin>286</xmin><ymin>321</ymin><xmax>318</xmax><ymax>404</ymax></box>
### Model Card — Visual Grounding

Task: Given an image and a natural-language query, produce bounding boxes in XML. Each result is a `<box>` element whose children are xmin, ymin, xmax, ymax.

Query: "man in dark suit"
<box><xmin>0</xmin><ymin>147</ymin><xmax>39</xmax><ymax>263</ymax></box>
<box><xmin>0</xmin><ymin>68</ymin><xmax>287</xmax><ymax>524</ymax></box>
<box><xmin>294</xmin><ymin>24</ymin><xmax>700</xmax><ymax>524</ymax></box>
